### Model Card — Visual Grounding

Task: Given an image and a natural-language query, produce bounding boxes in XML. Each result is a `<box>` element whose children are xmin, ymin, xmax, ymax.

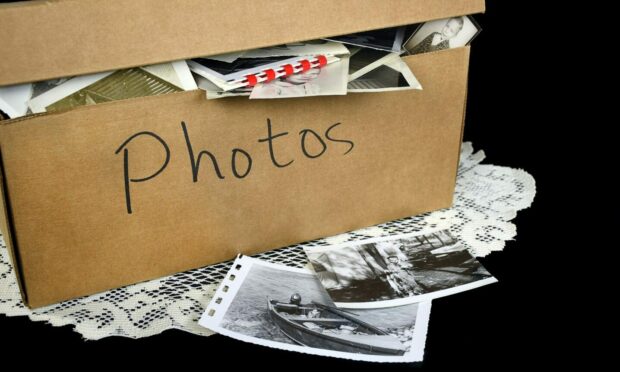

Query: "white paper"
<box><xmin>348</xmin><ymin>51</ymin><xmax>401</xmax><ymax>82</ymax></box>
<box><xmin>348</xmin><ymin>56</ymin><xmax>422</xmax><ymax>93</ymax></box>
<box><xmin>0</xmin><ymin>83</ymin><xmax>33</xmax><ymax>118</ymax></box>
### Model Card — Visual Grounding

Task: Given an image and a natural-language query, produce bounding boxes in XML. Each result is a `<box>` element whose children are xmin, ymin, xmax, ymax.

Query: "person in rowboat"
<box><xmin>289</xmin><ymin>293</ymin><xmax>321</xmax><ymax>318</ymax></box>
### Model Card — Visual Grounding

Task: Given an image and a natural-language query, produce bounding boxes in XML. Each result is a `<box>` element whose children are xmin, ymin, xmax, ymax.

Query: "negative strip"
<box><xmin>200</xmin><ymin>255</ymin><xmax>432</xmax><ymax>363</ymax></box>
<box><xmin>304</xmin><ymin>230</ymin><xmax>497</xmax><ymax>308</ymax></box>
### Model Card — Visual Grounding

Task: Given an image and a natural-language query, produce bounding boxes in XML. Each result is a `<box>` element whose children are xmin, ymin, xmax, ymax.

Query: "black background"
<box><xmin>1</xmin><ymin>1</ymin><xmax>565</xmax><ymax>368</ymax></box>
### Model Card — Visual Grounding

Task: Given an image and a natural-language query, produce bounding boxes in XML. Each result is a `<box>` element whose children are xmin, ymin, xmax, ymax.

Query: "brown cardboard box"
<box><xmin>0</xmin><ymin>0</ymin><xmax>484</xmax><ymax>308</ymax></box>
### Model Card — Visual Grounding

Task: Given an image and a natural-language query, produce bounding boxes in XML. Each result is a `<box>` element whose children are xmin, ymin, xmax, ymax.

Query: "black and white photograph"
<box><xmin>189</xmin><ymin>55</ymin><xmax>304</xmax><ymax>82</ymax></box>
<box><xmin>27</xmin><ymin>61</ymin><xmax>195</xmax><ymax>113</ymax></box>
<box><xmin>194</xmin><ymin>73</ymin><xmax>252</xmax><ymax>99</ymax></box>
<box><xmin>325</xmin><ymin>26</ymin><xmax>407</xmax><ymax>53</ymax></box>
<box><xmin>0</xmin><ymin>77</ymin><xmax>77</xmax><ymax>119</ymax></box>
<box><xmin>188</xmin><ymin>41</ymin><xmax>350</xmax><ymax>91</ymax></box>
<box><xmin>304</xmin><ymin>230</ymin><xmax>496</xmax><ymax>308</ymax></box>
<box><xmin>31</xmin><ymin>77</ymin><xmax>70</xmax><ymax>99</ymax></box>
<box><xmin>348</xmin><ymin>56</ymin><xmax>422</xmax><ymax>92</ymax></box>
<box><xmin>249</xmin><ymin>56</ymin><xmax>349</xmax><ymax>99</ymax></box>
<box><xmin>347</xmin><ymin>47</ymin><xmax>395</xmax><ymax>81</ymax></box>
<box><xmin>241</xmin><ymin>40</ymin><xmax>349</xmax><ymax>59</ymax></box>
<box><xmin>199</xmin><ymin>256</ymin><xmax>431</xmax><ymax>363</ymax></box>
<box><xmin>404</xmin><ymin>16</ymin><xmax>481</xmax><ymax>55</ymax></box>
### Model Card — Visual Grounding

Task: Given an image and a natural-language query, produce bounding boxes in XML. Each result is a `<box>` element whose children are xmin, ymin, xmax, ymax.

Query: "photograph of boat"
<box><xmin>200</xmin><ymin>256</ymin><xmax>430</xmax><ymax>362</ymax></box>
<box><xmin>268</xmin><ymin>295</ymin><xmax>406</xmax><ymax>356</ymax></box>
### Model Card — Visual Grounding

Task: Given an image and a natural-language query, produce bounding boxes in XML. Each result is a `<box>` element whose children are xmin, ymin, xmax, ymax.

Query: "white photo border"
<box><xmin>403</xmin><ymin>15</ymin><xmax>482</xmax><ymax>55</ymax></box>
<box><xmin>304</xmin><ymin>229</ymin><xmax>497</xmax><ymax>309</ymax></box>
<box><xmin>199</xmin><ymin>255</ymin><xmax>432</xmax><ymax>363</ymax></box>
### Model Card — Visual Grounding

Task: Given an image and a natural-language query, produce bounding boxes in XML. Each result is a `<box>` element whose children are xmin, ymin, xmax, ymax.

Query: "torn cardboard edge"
<box><xmin>0</xmin><ymin>0</ymin><xmax>485</xmax><ymax>85</ymax></box>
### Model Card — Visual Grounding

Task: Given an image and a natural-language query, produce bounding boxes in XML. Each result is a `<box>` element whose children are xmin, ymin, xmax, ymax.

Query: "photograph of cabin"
<box><xmin>307</xmin><ymin>230</ymin><xmax>492</xmax><ymax>303</ymax></box>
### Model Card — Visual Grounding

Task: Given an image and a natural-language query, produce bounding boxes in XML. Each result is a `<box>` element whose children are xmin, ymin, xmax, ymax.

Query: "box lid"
<box><xmin>0</xmin><ymin>0</ymin><xmax>484</xmax><ymax>86</ymax></box>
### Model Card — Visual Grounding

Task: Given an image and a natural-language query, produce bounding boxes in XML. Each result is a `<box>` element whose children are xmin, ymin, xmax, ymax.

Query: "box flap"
<box><xmin>0</xmin><ymin>0</ymin><xmax>484</xmax><ymax>86</ymax></box>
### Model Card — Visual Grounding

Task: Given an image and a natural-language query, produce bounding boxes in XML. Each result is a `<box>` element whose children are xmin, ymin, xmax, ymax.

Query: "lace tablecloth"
<box><xmin>0</xmin><ymin>142</ymin><xmax>535</xmax><ymax>340</ymax></box>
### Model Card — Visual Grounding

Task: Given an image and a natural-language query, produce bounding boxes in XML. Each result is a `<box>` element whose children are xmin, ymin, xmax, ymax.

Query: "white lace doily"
<box><xmin>0</xmin><ymin>142</ymin><xmax>535</xmax><ymax>340</ymax></box>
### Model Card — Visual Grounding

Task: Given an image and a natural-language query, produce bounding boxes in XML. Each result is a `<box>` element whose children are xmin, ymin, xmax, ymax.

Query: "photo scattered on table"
<box><xmin>200</xmin><ymin>255</ymin><xmax>431</xmax><ymax>363</ymax></box>
<box><xmin>304</xmin><ymin>230</ymin><xmax>496</xmax><ymax>308</ymax></box>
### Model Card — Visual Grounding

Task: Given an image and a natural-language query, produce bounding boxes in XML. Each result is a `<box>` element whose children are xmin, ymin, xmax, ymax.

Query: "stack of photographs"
<box><xmin>199</xmin><ymin>229</ymin><xmax>496</xmax><ymax>363</ymax></box>
<box><xmin>0</xmin><ymin>60</ymin><xmax>197</xmax><ymax>118</ymax></box>
<box><xmin>348</xmin><ymin>54</ymin><xmax>421</xmax><ymax>93</ymax></box>
<box><xmin>200</xmin><ymin>255</ymin><xmax>431</xmax><ymax>362</ymax></box>
<box><xmin>188</xmin><ymin>41</ymin><xmax>352</xmax><ymax>100</ymax></box>
<box><xmin>1</xmin><ymin>16</ymin><xmax>480</xmax><ymax>118</ymax></box>
<box><xmin>325</xmin><ymin>26</ymin><xmax>408</xmax><ymax>53</ymax></box>
<box><xmin>336</xmin><ymin>15</ymin><xmax>481</xmax><ymax>94</ymax></box>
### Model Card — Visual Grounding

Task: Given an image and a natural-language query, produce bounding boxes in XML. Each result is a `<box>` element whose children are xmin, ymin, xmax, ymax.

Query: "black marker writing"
<box><xmin>182</xmin><ymin>121</ymin><xmax>224</xmax><ymax>182</ymax></box>
<box><xmin>231</xmin><ymin>148</ymin><xmax>252</xmax><ymax>178</ymax></box>
<box><xmin>299</xmin><ymin>128</ymin><xmax>327</xmax><ymax>159</ymax></box>
<box><xmin>117</xmin><ymin>120</ymin><xmax>355</xmax><ymax>215</ymax></box>
<box><xmin>258</xmin><ymin>118</ymin><xmax>294</xmax><ymax>168</ymax></box>
<box><xmin>115</xmin><ymin>131</ymin><xmax>170</xmax><ymax>214</ymax></box>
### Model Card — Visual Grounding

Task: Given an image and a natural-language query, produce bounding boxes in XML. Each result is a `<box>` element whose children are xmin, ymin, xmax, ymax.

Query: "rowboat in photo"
<box><xmin>267</xmin><ymin>296</ymin><xmax>406</xmax><ymax>355</ymax></box>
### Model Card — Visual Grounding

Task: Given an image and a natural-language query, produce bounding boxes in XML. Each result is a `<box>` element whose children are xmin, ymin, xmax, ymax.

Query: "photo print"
<box><xmin>200</xmin><ymin>255</ymin><xmax>431</xmax><ymax>363</ymax></box>
<box><xmin>347</xmin><ymin>56</ymin><xmax>422</xmax><ymax>92</ymax></box>
<box><xmin>28</xmin><ymin>61</ymin><xmax>196</xmax><ymax>113</ymax></box>
<box><xmin>304</xmin><ymin>230</ymin><xmax>496</xmax><ymax>308</ymax></box>
<box><xmin>404</xmin><ymin>16</ymin><xmax>481</xmax><ymax>55</ymax></box>
<box><xmin>249</xmin><ymin>56</ymin><xmax>349</xmax><ymax>99</ymax></box>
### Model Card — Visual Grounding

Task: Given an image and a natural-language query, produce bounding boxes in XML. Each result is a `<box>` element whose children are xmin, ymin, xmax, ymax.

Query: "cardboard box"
<box><xmin>0</xmin><ymin>0</ymin><xmax>484</xmax><ymax>308</ymax></box>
